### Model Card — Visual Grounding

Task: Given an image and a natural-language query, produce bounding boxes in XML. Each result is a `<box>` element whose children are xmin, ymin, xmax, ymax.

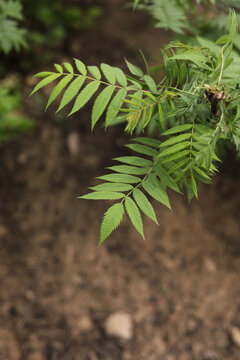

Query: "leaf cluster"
<box><xmin>31</xmin><ymin>10</ymin><xmax>240</xmax><ymax>245</ymax></box>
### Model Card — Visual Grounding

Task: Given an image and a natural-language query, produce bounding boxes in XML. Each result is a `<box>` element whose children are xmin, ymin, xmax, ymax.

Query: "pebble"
<box><xmin>104</xmin><ymin>312</ymin><xmax>133</xmax><ymax>341</ymax></box>
<box><xmin>77</xmin><ymin>315</ymin><xmax>94</xmax><ymax>333</ymax></box>
<box><xmin>230</xmin><ymin>326</ymin><xmax>240</xmax><ymax>347</ymax></box>
<box><xmin>67</xmin><ymin>132</ymin><xmax>80</xmax><ymax>156</ymax></box>
<box><xmin>203</xmin><ymin>257</ymin><xmax>217</xmax><ymax>273</ymax></box>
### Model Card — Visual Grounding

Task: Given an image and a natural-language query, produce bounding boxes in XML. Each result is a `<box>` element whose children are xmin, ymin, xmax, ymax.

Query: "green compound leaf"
<box><xmin>74</xmin><ymin>58</ymin><xmax>87</xmax><ymax>76</ymax></box>
<box><xmin>92</xmin><ymin>85</ymin><xmax>115</xmax><ymax>129</ymax></box>
<box><xmin>69</xmin><ymin>80</ymin><xmax>100</xmax><ymax>116</ymax></box>
<box><xmin>79</xmin><ymin>191</ymin><xmax>125</xmax><ymax>200</ymax></box>
<box><xmin>105</xmin><ymin>88</ymin><xmax>127</xmax><ymax>127</ymax></box>
<box><xmin>99</xmin><ymin>203</ymin><xmax>124</xmax><ymax>246</ymax></box>
<box><xmin>125</xmin><ymin>197</ymin><xmax>144</xmax><ymax>239</ymax></box>
<box><xmin>114</xmin><ymin>156</ymin><xmax>152</xmax><ymax>167</ymax></box>
<box><xmin>101</xmin><ymin>63</ymin><xmax>116</xmax><ymax>85</ymax></box>
<box><xmin>90</xmin><ymin>183</ymin><xmax>133</xmax><ymax>192</ymax></box>
<box><xmin>31</xmin><ymin>74</ymin><xmax>61</xmax><ymax>96</ymax></box>
<box><xmin>57</xmin><ymin>76</ymin><xmax>85</xmax><ymax>112</ymax></box>
<box><xmin>142</xmin><ymin>177</ymin><xmax>171</xmax><ymax>209</ymax></box>
<box><xmin>133</xmin><ymin>189</ymin><xmax>158</xmax><ymax>225</ymax></box>
<box><xmin>46</xmin><ymin>74</ymin><xmax>73</xmax><ymax>109</ymax></box>
<box><xmin>97</xmin><ymin>173</ymin><xmax>141</xmax><ymax>184</ymax></box>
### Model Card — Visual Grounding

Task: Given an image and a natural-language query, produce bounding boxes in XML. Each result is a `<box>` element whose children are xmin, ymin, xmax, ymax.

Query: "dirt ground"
<box><xmin>0</xmin><ymin>1</ymin><xmax>240</xmax><ymax>359</ymax></box>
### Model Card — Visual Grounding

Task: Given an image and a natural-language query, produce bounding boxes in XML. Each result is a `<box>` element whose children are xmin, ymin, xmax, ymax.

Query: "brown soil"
<box><xmin>0</xmin><ymin>1</ymin><xmax>240</xmax><ymax>359</ymax></box>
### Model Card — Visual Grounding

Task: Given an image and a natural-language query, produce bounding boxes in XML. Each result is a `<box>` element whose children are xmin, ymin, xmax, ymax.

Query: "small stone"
<box><xmin>67</xmin><ymin>132</ymin><xmax>80</xmax><ymax>156</ymax></box>
<box><xmin>230</xmin><ymin>326</ymin><xmax>240</xmax><ymax>347</ymax></box>
<box><xmin>77</xmin><ymin>315</ymin><xmax>94</xmax><ymax>333</ymax></box>
<box><xmin>203</xmin><ymin>257</ymin><xmax>217</xmax><ymax>273</ymax></box>
<box><xmin>18</xmin><ymin>152</ymin><xmax>29</xmax><ymax>164</ymax></box>
<box><xmin>104</xmin><ymin>312</ymin><xmax>133</xmax><ymax>341</ymax></box>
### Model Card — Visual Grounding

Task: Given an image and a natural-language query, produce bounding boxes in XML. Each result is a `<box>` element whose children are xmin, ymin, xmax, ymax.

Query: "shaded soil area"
<box><xmin>0</xmin><ymin>1</ymin><xmax>240</xmax><ymax>359</ymax></box>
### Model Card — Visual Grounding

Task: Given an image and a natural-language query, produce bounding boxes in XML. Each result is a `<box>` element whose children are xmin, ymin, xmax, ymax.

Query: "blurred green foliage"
<box><xmin>0</xmin><ymin>1</ymin><xmax>32</xmax><ymax>141</ymax></box>
<box><xmin>22</xmin><ymin>0</ymin><xmax>101</xmax><ymax>48</ymax></box>
<box><xmin>0</xmin><ymin>81</ymin><xmax>33</xmax><ymax>141</ymax></box>
<box><xmin>0</xmin><ymin>0</ymin><xmax>101</xmax><ymax>141</ymax></box>
<box><xmin>0</xmin><ymin>0</ymin><xmax>27</xmax><ymax>53</ymax></box>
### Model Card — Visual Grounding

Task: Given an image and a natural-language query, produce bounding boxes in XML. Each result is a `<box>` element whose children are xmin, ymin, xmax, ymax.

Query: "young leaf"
<box><xmin>97</xmin><ymin>173</ymin><xmax>141</xmax><ymax>184</ymax></box>
<box><xmin>125</xmin><ymin>59</ymin><xmax>144</xmax><ymax>77</ymax></box>
<box><xmin>114</xmin><ymin>156</ymin><xmax>153</xmax><ymax>167</ymax></box>
<box><xmin>169</xmin><ymin>50</ymin><xmax>211</xmax><ymax>70</ymax></box>
<box><xmin>99</xmin><ymin>203</ymin><xmax>124</xmax><ymax>246</ymax></box>
<box><xmin>101</xmin><ymin>63</ymin><xmax>116</xmax><ymax>85</ymax></box>
<box><xmin>79</xmin><ymin>191</ymin><xmax>125</xmax><ymax>200</ymax></box>
<box><xmin>125</xmin><ymin>197</ymin><xmax>144</xmax><ymax>239</ymax></box>
<box><xmin>91</xmin><ymin>85</ymin><xmax>115</xmax><ymax>129</ymax></box>
<box><xmin>31</xmin><ymin>74</ymin><xmax>61</xmax><ymax>96</ymax></box>
<box><xmin>57</xmin><ymin>76</ymin><xmax>85</xmax><ymax>112</ymax></box>
<box><xmin>69</xmin><ymin>80</ymin><xmax>100</xmax><ymax>116</ymax></box>
<box><xmin>105</xmin><ymin>88</ymin><xmax>127</xmax><ymax>127</ymax></box>
<box><xmin>46</xmin><ymin>75</ymin><xmax>73</xmax><ymax>109</ymax></box>
<box><xmin>133</xmin><ymin>189</ymin><xmax>158</xmax><ymax>224</ymax></box>
<box><xmin>74</xmin><ymin>59</ymin><xmax>87</xmax><ymax>76</ymax></box>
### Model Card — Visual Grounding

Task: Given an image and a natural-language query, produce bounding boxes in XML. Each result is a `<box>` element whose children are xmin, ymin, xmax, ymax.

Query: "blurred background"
<box><xmin>0</xmin><ymin>0</ymin><xmax>240</xmax><ymax>359</ymax></box>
